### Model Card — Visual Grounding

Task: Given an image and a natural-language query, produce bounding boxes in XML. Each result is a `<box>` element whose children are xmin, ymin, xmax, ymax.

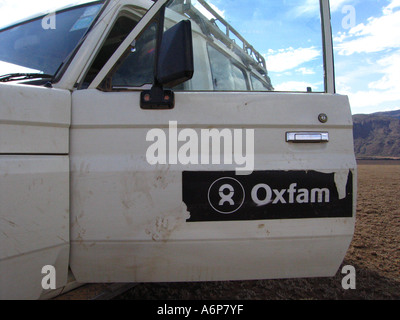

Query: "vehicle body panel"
<box><xmin>0</xmin><ymin>84</ymin><xmax>70</xmax><ymax>299</ymax></box>
<box><xmin>69</xmin><ymin>90</ymin><xmax>356</xmax><ymax>282</ymax></box>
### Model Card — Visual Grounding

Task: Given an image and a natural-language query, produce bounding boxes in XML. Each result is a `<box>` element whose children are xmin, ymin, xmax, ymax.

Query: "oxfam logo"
<box><xmin>207</xmin><ymin>177</ymin><xmax>245</xmax><ymax>214</ymax></box>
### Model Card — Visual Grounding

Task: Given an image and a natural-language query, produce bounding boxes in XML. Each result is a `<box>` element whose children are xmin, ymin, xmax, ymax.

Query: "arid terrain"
<box><xmin>117</xmin><ymin>161</ymin><xmax>400</xmax><ymax>300</ymax></box>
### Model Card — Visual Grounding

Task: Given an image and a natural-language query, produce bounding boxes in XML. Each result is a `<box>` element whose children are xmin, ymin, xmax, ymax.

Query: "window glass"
<box><xmin>112</xmin><ymin>22</ymin><xmax>157</xmax><ymax>88</ymax></box>
<box><xmin>0</xmin><ymin>2</ymin><xmax>104</xmax><ymax>77</ymax></box>
<box><xmin>167</xmin><ymin>0</ymin><xmax>325</xmax><ymax>92</ymax></box>
<box><xmin>231</xmin><ymin>63</ymin><xmax>248</xmax><ymax>91</ymax></box>
<box><xmin>82</xmin><ymin>15</ymin><xmax>138</xmax><ymax>88</ymax></box>
<box><xmin>103</xmin><ymin>0</ymin><xmax>325</xmax><ymax>93</ymax></box>
<box><xmin>251</xmin><ymin>74</ymin><xmax>269</xmax><ymax>91</ymax></box>
<box><xmin>208</xmin><ymin>45</ymin><xmax>247</xmax><ymax>91</ymax></box>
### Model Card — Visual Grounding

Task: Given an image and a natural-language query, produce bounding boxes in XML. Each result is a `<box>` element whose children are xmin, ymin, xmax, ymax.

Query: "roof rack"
<box><xmin>170</xmin><ymin>0</ymin><xmax>270</xmax><ymax>78</ymax></box>
<box><xmin>197</xmin><ymin>0</ymin><xmax>266</xmax><ymax>69</ymax></box>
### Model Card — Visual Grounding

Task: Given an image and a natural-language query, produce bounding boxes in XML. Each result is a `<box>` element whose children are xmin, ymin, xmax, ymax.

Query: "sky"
<box><xmin>0</xmin><ymin>0</ymin><xmax>399</xmax><ymax>115</ymax></box>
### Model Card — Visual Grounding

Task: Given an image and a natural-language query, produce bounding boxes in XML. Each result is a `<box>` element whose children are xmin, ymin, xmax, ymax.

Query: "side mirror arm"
<box><xmin>140</xmin><ymin>84</ymin><xmax>174</xmax><ymax>110</ymax></box>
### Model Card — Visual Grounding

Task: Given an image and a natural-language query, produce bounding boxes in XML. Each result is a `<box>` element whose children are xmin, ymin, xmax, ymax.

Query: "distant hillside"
<box><xmin>370</xmin><ymin>110</ymin><xmax>400</xmax><ymax>119</ymax></box>
<box><xmin>353</xmin><ymin>110</ymin><xmax>400</xmax><ymax>159</ymax></box>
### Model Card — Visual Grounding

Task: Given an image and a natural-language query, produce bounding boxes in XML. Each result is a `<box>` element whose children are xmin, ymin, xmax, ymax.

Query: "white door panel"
<box><xmin>70</xmin><ymin>89</ymin><xmax>356</xmax><ymax>282</ymax></box>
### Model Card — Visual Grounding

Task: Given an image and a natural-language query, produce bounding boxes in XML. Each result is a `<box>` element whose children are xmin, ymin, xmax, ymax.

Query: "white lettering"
<box><xmin>296</xmin><ymin>189</ymin><xmax>309</xmax><ymax>203</ymax></box>
<box><xmin>146</xmin><ymin>121</ymin><xmax>255</xmax><ymax>174</ymax></box>
<box><xmin>234</xmin><ymin>129</ymin><xmax>254</xmax><ymax>175</ymax></box>
<box><xmin>169</xmin><ymin>121</ymin><xmax>178</xmax><ymax>165</ymax></box>
<box><xmin>157</xmin><ymin>304</ymin><xmax>191</xmax><ymax>317</ymax></box>
<box><xmin>41</xmin><ymin>265</ymin><xmax>56</xmax><ymax>290</ymax></box>
<box><xmin>251</xmin><ymin>184</ymin><xmax>330</xmax><ymax>206</ymax></box>
<box><xmin>251</xmin><ymin>184</ymin><xmax>273</xmax><ymax>206</ymax></box>
<box><xmin>42</xmin><ymin>12</ymin><xmax>56</xmax><ymax>30</ymax></box>
<box><xmin>342</xmin><ymin>5</ymin><xmax>356</xmax><ymax>30</ymax></box>
<box><xmin>311</xmin><ymin>188</ymin><xmax>330</xmax><ymax>203</ymax></box>
<box><xmin>146</xmin><ymin>128</ymin><xmax>167</xmax><ymax>165</ymax></box>
<box><xmin>287</xmin><ymin>183</ymin><xmax>297</xmax><ymax>203</ymax></box>
<box><xmin>272</xmin><ymin>189</ymin><xmax>286</xmax><ymax>204</ymax></box>
<box><xmin>341</xmin><ymin>265</ymin><xmax>356</xmax><ymax>290</ymax></box>
<box><xmin>178</xmin><ymin>128</ymin><xmax>199</xmax><ymax>165</ymax></box>
<box><xmin>201</xmin><ymin>128</ymin><xmax>233</xmax><ymax>165</ymax></box>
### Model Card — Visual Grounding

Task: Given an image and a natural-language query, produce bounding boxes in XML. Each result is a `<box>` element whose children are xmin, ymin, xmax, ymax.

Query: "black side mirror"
<box><xmin>141</xmin><ymin>19</ymin><xmax>194</xmax><ymax>110</ymax></box>
<box><xmin>157</xmin><ymin>20</ymin><xmax>194</xmax><ymax>88</ymax></box>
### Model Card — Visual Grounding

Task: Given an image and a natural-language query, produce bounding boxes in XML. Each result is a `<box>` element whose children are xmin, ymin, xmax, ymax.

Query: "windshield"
<box><xmin>0</xmin><ymin>1</ymin><xmax>105</xmax><ymax>77</ymax></box>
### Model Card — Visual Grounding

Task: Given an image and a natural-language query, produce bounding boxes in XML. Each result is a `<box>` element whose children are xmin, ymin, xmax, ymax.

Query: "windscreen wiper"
<box><xmin>0</xmin><ymin>73</ymin><xmax>54</xmax><ymax>82</ymax></box>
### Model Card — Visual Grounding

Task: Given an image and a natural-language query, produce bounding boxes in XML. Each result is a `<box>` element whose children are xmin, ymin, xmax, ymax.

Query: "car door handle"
<box><xmin>286</xmin><ymin>132</ymin><xmax>329</xmax><ymax>143</ymax></box>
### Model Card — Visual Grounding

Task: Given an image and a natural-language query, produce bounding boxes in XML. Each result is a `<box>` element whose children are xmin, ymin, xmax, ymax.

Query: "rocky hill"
<box><xmin>353</xmin><ymin>109</ymin><xmax>400</xmax><ymax>159</ymax></box>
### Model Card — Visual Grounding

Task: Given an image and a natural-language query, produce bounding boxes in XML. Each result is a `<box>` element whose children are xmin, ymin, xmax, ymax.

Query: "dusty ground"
<box><xmin>117</xmin><ymin>161</ymin><xmax>400</xmax><ymax>300</ymax></box>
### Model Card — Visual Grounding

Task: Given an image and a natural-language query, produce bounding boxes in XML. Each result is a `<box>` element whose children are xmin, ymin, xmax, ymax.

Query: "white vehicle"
<box><xmin>0</xmin><ymin>0</ymin><xmax>356</xmax><ymax>299</ymax></box>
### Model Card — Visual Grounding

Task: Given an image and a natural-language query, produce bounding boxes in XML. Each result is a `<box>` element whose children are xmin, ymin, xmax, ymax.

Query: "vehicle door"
<box><xmin>69</xmin><ymin>0</ymin><xmax>356</xmax><ymax>282</ymax></box>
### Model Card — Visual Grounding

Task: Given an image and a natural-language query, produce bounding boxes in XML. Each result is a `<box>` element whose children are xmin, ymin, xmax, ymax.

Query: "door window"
<box><xmin>81</xmin><ymin>15</ymin><xmax>138</xmax><ymax>88</ymax></box>
<box><xmin>111</xmin><ymin>22</ymin><xmax>157</xmax><ymax>88</ymax></box>
<box><xmin>207</xmin><ymin>45</ymin><xmax>248</xmax><ymax>91</ymax></box>
<box><xmin>97</xmin><ymin>0</ymin><xmax>326</xmax><ymax>93</ymax></box>
<box><xmin>251</xmin><ymin>74</ymin><xmax>269</xmax><ymax>91</ymax></box>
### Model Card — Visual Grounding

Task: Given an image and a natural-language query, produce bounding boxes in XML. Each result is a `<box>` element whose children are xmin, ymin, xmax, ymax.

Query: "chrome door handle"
<box><xmin>286</xmin><ymin>132</ymin><xmax>329</xmax><ymax>143</ymax></box>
